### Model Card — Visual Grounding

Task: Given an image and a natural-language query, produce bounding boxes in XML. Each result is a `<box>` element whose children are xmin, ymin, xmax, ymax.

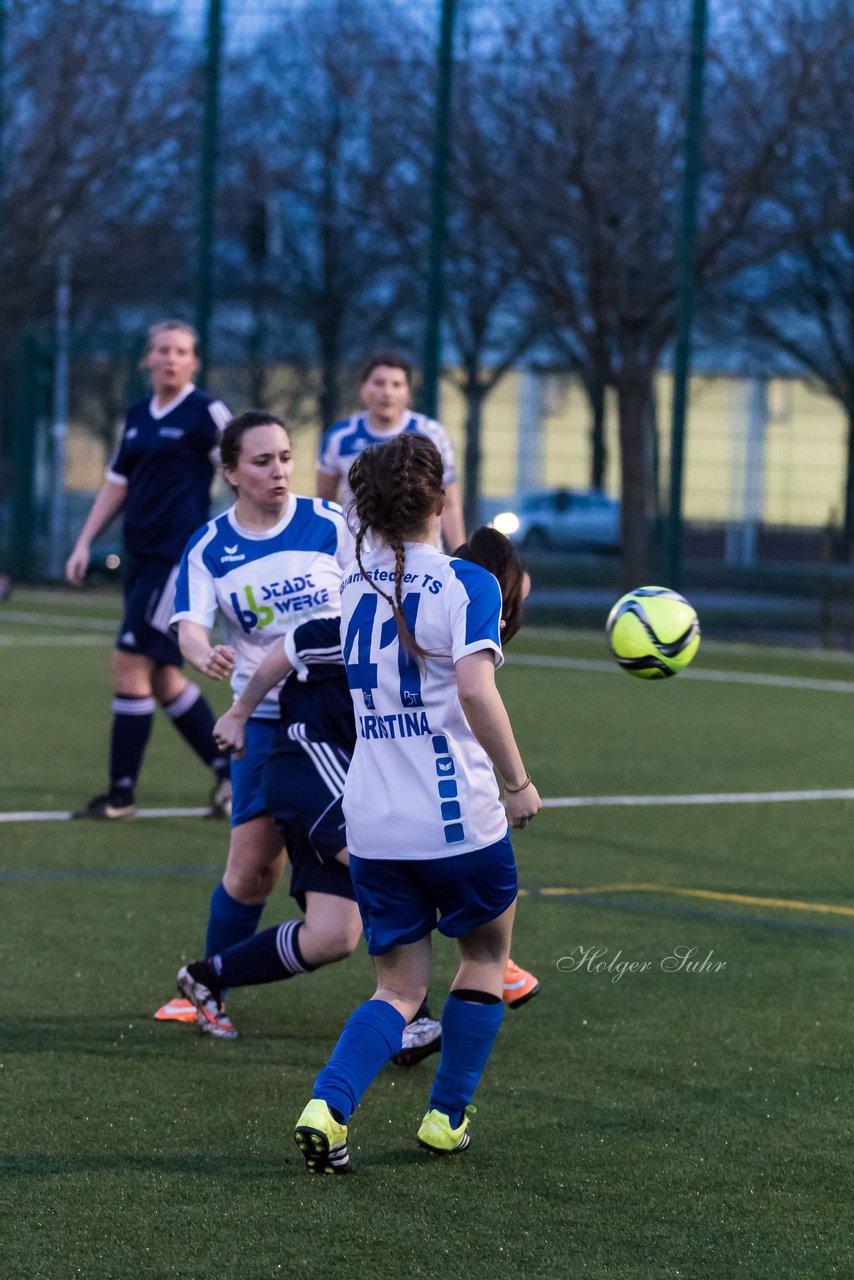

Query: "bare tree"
<box><xmin>215</xmin><ymin>1</ymin><xmax>432</xmax><ymax>432</ymax></box>
<box><xmin>441</xmin><ymin>53</ymin><xmax>547</xmax><ymax>528</ymax></box>
<box><xmin>3</xmin><ymin>0</ymin><xmax>199</xmax><ymax>338</ymax></box>
<box><xmin>508</xmin><ymin>0</ymin><xmax>853</xmax><ymax>585</ymax></box>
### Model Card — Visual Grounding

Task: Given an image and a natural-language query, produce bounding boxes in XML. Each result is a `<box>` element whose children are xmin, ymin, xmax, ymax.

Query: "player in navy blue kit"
<box><xmin>293</xmin><ymin>433</ymin><xmax>541</xmax><ymax>1173</ymax></box>
<box><xmin>66</xmin><ymin>320</ymin><xmax>232</xmax><ymax>820</ymax></box>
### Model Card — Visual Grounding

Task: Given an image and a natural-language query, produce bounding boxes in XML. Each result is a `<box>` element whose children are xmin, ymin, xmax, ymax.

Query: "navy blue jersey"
<box><xmin>107</xmin><ymin>385</ymin><xmax>230</xmax><ymax>563</ymax></box>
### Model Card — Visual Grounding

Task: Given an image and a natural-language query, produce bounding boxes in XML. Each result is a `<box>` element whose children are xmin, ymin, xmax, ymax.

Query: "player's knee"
<box><xmin>222</xmin><ymin>864</ymin><xmax>270</xmax><ymax>904</ymax></box>
<box><xmin>151</xmin><ymin>666</ymin><xmax>187</xmax><ymax>705</ymax></box>
<box><xmin>112</xmin><ymin>651</ymin><xmax>153</xmax><ymax>696</ymax></box>
<box><xmin>316</xmin><ymin>921</ymin><xmax>361</xmax><ymax>964</ymax></box>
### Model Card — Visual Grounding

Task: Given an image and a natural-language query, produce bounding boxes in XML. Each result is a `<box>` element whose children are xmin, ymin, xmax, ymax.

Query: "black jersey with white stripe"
<box><xmin>279</xmin><ymin>615</ymin><xmax>354</xmax><ymax>749</ymax></box>
<box><xmin>107</xmin><ymin>385</ymin><xmax>229</xmax><ymax>564</ymax></box>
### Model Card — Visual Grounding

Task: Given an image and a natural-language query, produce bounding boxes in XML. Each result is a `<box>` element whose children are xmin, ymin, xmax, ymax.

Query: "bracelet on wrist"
<box><xmin>504</xmin><ymin>772</ymin><xmax>531</xmax><ymax>794</ymax></box>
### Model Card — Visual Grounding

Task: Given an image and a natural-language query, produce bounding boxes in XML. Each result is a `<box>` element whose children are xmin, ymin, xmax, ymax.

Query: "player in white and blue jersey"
<box><xmin>175</xmin><ymin>607</ymin><xmax>365</xmax><ymax>1035</ymax></box>
<box><xmin>293</xmin><ymin>433</ymin><xmax>541</xmax><ymax>1174</ymax></box>
<box><xmin>66</xmin><ymin>320</ymin><xmax>232</xmax><ymax>820</ymax></box>
<box><xmin>170</xmin><ymin>411</ymin><xmax>358</xmax><ymax>1038</ymax></box>
<box><xmin>171</xmin><ymin>527</ymin><xmax>540</xmax><ymax>1051</ymax></box>
<box><xmin>316</xmin><ymin>351</ymin><xmax>466</xmax><ymax>550</ymax></box>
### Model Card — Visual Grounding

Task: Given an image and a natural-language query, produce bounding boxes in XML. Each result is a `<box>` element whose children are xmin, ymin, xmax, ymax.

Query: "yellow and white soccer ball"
<box><xmin>606</xmin><ymin>586</ymin><xmax>700</xmax><ymax>679</ymax></box>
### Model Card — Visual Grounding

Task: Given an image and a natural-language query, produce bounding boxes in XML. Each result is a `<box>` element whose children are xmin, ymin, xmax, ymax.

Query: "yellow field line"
<box><xmin>520</xmin><ymin>882</ymin><xmax>854</xmax><ymax>918</ymax></box>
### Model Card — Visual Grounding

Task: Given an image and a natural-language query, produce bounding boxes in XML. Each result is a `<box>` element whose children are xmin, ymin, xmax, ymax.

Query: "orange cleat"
<box><xmin>153</xmin><ymin>997</ymin><xmax>198</xmax><ymax>1023</ymax></box>
<box><xmin>503</xmin><ymin>958</ymin><xmax>540</xmax><ymax>1008</ymax></box>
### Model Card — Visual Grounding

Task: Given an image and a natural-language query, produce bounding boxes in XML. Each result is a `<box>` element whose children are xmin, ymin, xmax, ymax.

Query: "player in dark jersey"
<box><xmin>65</xmin><ymin>320</ymin><xmax>232</xmax><ymax>820</ymax></box>
<box><xmin>174</xmin><ymin>528</ymin><xmax>541</xmax><ymax>1059</ymax></box>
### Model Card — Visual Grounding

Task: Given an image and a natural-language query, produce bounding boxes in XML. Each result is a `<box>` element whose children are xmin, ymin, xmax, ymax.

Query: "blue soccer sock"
<box><xmin>205</xmin><ymin>882</ymin><xmax>265</xmax><ymax>957</ymax></box>
<box><xmin>209</xmin><ymin>921</ymin><xmax>312</xmax><ymax>988</ymax></box>
<box><xmin>162</xmin><ymin>682</ymin><xmax>229</xmax><ymax>778</ymax></box>
<box><xmin>314</xmin><ymin>1000</ymin><xmax>406</xmax><ymax>1125</ymax></box>
<box><xmin>109</xmin><ymin>694</ymin><xmax>155</xmax><ymax>793</ymax></box>
<box><xmin>428</xmin><ymin>990</ymin><xmax>504</xmax><ymax>1127</ymax></box>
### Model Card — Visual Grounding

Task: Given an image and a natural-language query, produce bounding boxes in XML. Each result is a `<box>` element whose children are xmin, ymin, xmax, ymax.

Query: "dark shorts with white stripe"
<box><xmin>262</xmin><ymin>707</ymin><xmax>356</xmax><ymax>911</ymax></box>
<box><xmin>116</xmin><ymin>557</ymin><xmax>183</xmax><ymax>667</ymax></box>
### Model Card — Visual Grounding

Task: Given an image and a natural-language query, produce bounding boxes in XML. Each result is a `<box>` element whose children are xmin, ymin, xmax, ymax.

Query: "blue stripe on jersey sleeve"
<box><xmin>448</xmin><ymin>558</ymin><xmax>502</xmax><ymax>646</ymax></box>
<box><xmin>174</xmin><ymin>521</ymin><xmax>216</xmax><ymax>613</ymax></box>
<box><xmin>318</xmin><ymin>421</ymin><xmax>344</xmax><ymax>463</ymax></box>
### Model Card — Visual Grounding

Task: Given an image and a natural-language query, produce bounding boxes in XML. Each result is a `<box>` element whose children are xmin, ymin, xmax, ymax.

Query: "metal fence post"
<box><xmin>195</xmin><ymin>0</ymin><xmax>224</xmax><ymax>383</ymax></box>
<box><xmin>11</xmin><ymin>338</ymin><xmax>38</xmax><ymax>580</ymax></box>
<box><xmin>420</xmin><ymin>0</ymin><xmax>457</xmax><ymax>420</ymax></box>
<box><xmin>666</xmin><ymin>0</ymin><xmax>708</xmax><ymax>589</ymax></box>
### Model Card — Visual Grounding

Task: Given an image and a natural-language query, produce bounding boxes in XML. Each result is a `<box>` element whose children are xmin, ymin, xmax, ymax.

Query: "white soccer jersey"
<box><xmin>339</xmin><ymin>541</ymin><xmax>508</xmax><ymax>860</ymax></box>
<box><xmin>173</xmin><ymin>497</ymin><xmax>352</xmax><ymax>718</ymax></box>
<box><xmin>317</xmin><ymin>413</ymin><xmax>458</xmax><ymax>516</ymax></box>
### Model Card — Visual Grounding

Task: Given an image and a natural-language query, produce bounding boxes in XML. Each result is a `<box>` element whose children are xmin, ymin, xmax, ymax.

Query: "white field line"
<box><xmin>0</xmin><ymin>610</ymin><xmax>116</xmax><ymax>631</ymax></box>
<box><xmin>0</xmin><ymin>634</ymin><xmax>112</xmax><ymax>646</ymax></box>
<box><xmin>508</xmin><ymin>652</ymin><xmax>854</xmax><ymax>693</ymax></box>
<box><xmin>0</xmin><ymin>807</ymin><xmax>209</xmax><ymax>822</ymax></box>
<box><xmin>541</xmin><ymin>790</ymin><xmax>854</xmax><ymax>809</ymax></box>
<box><xmin>519</xmin><ymin>625</ymin><xmax>854</xmax><ymax>662</ymax></box>
<box><xmin>2</xmin><ymin>791</ymin><xmax>852</xmax><ymax>824</ymax></box>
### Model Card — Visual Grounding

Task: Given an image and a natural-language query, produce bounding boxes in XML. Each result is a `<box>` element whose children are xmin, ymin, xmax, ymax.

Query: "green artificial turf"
<box><xmin>1</xmin><ymin>592</ymin><xmax>853</xmax><ymax>1278</ymax></box>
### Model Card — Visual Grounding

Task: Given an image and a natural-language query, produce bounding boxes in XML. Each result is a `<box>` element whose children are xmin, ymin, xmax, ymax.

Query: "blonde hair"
<box><xmin>145</xmin><ymin>319</ymin><xmax>199</xmax><ymax>355</ymax></box>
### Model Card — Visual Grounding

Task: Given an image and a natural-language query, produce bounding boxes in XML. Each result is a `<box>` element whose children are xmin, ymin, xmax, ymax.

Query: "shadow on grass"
<box><xmin>2</xmin><ymin>1014</ymin><xmax>326</xmax><ymax>1059</ymax></box>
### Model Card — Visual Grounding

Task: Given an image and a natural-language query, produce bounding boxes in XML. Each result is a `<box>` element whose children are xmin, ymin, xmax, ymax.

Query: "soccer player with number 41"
<box><xmin>293</xmin><ymin>432</ymin><xmax>541</xmax><ymax>1174</ymax></box>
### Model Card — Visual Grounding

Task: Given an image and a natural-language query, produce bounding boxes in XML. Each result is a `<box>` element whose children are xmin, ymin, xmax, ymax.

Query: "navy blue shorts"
<box><xmin>117</xmin><ymin>558</ymin><xmax>183</xmax><ymax>667</ymax></box>
<box><xmin>349</xmin><ymin>833</ymin><xmax>517</xmax><ymax>956</ymax></box>
<box><xmin>263</xmin><ymin>722</ymin><xmax>350</xmax><ymax>863</ymax></box>
<box><xmin>230</xmin><ymin>717</ymin><xmax>279</xmax><ymax>828</ymax></box>
<box><xmin>278</xmin><ymin>821</ymin><xmax>356</xmax><ymax>912</ymax></box>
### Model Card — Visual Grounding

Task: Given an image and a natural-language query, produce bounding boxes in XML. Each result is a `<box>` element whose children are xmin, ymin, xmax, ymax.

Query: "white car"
<box><xmin>494</xmin><ymin>489</ymin><xmax>621</xmax><ymax>552</ymax></box>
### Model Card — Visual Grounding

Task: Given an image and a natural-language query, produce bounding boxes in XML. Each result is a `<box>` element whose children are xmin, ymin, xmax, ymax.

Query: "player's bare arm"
<box><xmin>177</xmin><ymin>620</ymin><xmax>236</xmax><ymax>681</ymax></box>
<box><xmin>212</xmin><ymin>640</ymin><xmax>294</xmax><ymax>758</ymax></box>
<box><xmin>65</xmin><ymin>480</ymin><xmax>127</xmax><ymax>586</ymax></box>
<box><xmin>455</xmin><ymin>649</ymin><xmax>542</xmax><ymax>828</ymax></box>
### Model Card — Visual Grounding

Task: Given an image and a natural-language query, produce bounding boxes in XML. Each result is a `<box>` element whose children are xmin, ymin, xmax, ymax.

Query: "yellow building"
<box><xmin>66</xmin><ymin>369</ymin><xmax>848</xmax><ymax>530</ymax></box>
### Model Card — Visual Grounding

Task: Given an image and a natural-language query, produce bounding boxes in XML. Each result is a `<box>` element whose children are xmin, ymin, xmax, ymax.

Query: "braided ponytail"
<box><xmin>348</xmin><ymin>434</ymin><xmax>445</xmax><ymax>659</ymax></box>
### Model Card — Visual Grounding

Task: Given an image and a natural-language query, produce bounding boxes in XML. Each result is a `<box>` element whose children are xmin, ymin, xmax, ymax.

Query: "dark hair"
<box><xmin>454</xmin><ymin>527</ymin><xmax>527</xmax><ymax>644</ymax></box>
<box><xmin>359</xmin><ymin>351</ymin><xmax>412</xmax><ymax>386</ymax></box>
<box><xmin>220</xmin><ymin>411</ymin><xmax>288</xmax><ymax>475</ymax></box>
<box><xmin>348</xmin><ymin>433</ymin><xmax>444</xmax><ymax>658</ymax></box>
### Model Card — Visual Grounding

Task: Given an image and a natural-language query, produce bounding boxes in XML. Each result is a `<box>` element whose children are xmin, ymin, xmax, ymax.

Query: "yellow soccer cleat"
<box><xmin>416</xmin><ymin>1108</ymin><xmax>472</xmax><ymax>1156</ymax></box>
<box><xmin>294</xmin><ymin>1099</ymin><xmax>353</xmax><ymax>1174</ymax></box>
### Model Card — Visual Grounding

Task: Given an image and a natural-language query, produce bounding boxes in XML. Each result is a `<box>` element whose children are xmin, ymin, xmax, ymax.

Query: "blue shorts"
<box><xmin>349</xmin><ymin>833</ymin><xmax>517</xmax><ymax>956</ymax></box>
<box><xmin>117</xmin><ymin>558</ymin><xmax>183</xmax><ymax>667</ymax></box>
<box><xmin>230</xmin><ymin>718</ymin><xmax>279</xmax><ymax>828</ymax></box>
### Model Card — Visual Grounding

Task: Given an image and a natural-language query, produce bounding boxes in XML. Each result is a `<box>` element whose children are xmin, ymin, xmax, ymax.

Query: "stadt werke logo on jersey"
<box><xmin>230</xmin><ymin>573</ymin><xmax>331</xmax><ymax>634</ymax></box>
